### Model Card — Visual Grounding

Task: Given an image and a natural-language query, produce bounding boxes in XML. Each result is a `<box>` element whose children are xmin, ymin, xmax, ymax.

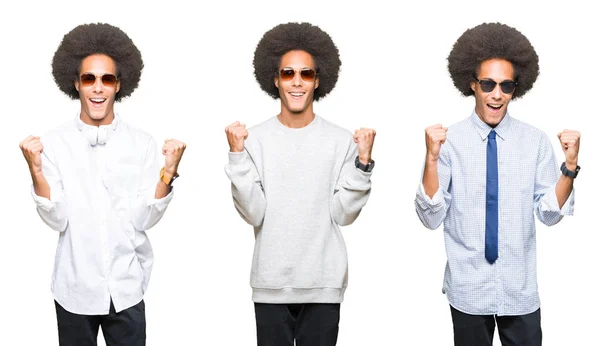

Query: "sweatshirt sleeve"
<box><xmin>330</xmin><ymin>142</ymin><xmax>372</xmax><ymax>226</ymax></box>
<box><xmin>225</xmin><ymin>150</ymin><xmax>267</xmax><ymax>227</ymax></box>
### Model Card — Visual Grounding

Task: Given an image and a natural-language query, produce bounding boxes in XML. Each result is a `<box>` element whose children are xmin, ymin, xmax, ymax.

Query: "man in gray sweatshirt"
<box><xmin>224</xmin><ymin>22</ymin><xmax>375</xmax><ymax>346</ymax></box>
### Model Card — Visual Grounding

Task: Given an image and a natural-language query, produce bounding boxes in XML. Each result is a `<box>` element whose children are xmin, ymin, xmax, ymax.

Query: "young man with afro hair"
<box><xmin>225</xmin><ymin>22</ymin><xmax>376</xmax><ymax>346</ymax></box>
<box><xmin>19</xmin><ymin>23</ymin><xmax>186</xmax><ymax>346</ymax></box>
<box><xmin>415</xmin><ymin>22</ymin><xmax>580</xmax><ymax>345</ymax></box>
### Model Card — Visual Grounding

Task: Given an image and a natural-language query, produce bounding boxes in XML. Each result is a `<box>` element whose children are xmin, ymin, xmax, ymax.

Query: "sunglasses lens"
<box><xmin>500</xmin><ymin>81</ymin><xmax>517</xmax><ymax>94</ymax></box>
<box><xmin>280</xmin><ymin>69</ymin><xmax>294</xmax><ymax>81</ymax></box>
<box><xmin>300</xmin><ymin>69</ymin><xmax>316</xmax><ymax>81</ymax></box>
<box><xmin>80</xmin><ymin>74</ymin><xmax>96</xmax><ymax>87</ymax></box>
<box><xmin>102</xmin><ymin>74</ymin><xmax>117</xmax><ymax>87</ymax></box>
<box><xmin>479</xmin><ymin>80</ymin><xmax>496</xmax><ymax>93</ymax></box>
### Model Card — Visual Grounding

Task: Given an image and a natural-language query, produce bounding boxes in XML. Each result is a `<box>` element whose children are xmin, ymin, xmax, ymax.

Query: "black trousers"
<box><xmin>254</xmin><ymin>303</ymin><xmax>341</xmax><ymax>346</ymax></box>
<box><xmin>450</xmin><ymin>305</ymin><xmax>542</xmax><ymax>346</ymax></box>
<box><xmin>55</xmin><ymin>300</ymin><xmax>146</xmax><ymax>346</ymax></box>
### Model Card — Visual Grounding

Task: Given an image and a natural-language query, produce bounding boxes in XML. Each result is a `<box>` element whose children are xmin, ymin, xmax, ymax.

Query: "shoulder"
<box><xmin>446</xmin><ymin>116</ymin><xmax>473</xmax><ymax>137</ymax></box>
<box><xmin>117</xmin><ymin>120</ymin><xmax>156</xmax><ymax>145</ymax></box>
<box><xmin>509</xmin><ymin>117</ymin><xmax>547</xmax><ymax>140</ymax></box>
<box><xmin>318</xmin><ymin>116</ymin><xmax>353</xmax><ymax>140</ymax></box>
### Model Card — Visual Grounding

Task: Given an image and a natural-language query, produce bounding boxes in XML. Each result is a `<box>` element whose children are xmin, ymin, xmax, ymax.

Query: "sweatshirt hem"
<box><xmin>252</xmin><ymin>287</ymin><xmax>346</xmax><ymax>304</ymax></box>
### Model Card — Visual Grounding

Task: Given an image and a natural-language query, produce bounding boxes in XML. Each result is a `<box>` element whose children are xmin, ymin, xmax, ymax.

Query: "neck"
<box><xmin>80</xmin><ymin>112</ymin><xmax>114</xmax><ymax>127</ymax></box>
<box><xmin>278</xmin><ymin>106</ymin><xmax>315</xmax><ymax>129</ymax></box>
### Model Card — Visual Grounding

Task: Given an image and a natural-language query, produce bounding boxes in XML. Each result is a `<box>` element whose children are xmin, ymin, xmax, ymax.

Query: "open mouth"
<box><xmin>289</xmin><ymin>92</ymin><xmax>305</xmax><ymax>99</ymax></box>
<box><xmin>90</xmin><ymin>98</ymin><xmax>106</xmax><ymax>107</ymax></box>
<box><xmin>487</xmin><ymin>103</ymin><xmax>503</xmax><ymax>112</ymax></box>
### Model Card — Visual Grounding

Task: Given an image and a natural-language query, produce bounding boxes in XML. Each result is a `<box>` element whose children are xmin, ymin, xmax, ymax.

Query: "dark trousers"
<box><xmin>450</xmin><ymin>305</ymin><xmax>542</xmax><ymax>346</ymax></box>
<box><xmin>254</xmin><ymin>303</ymin><xmax>340</xmax><ymax>346</ymax></box>
<box><xmin>55</xmin><ymin>300</ymin><xmax>146</xmax><ymax>346</ymax></box>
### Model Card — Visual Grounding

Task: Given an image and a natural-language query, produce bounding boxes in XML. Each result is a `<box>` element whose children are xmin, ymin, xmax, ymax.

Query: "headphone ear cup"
<box><xmin>97</xmin><ymin>126</ymin><xmax>108</xmax><ymax>145</ymax></box>
<box><xmin>83</xmin><ymin>126</ymin><xmax>98</xmax><ymax>146</ymax></box>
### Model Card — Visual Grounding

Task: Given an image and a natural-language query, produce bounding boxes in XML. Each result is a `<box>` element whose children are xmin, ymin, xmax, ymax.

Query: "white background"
<box><xmin>1</xmin><ymin>0</ymin><xmax>598</xmax><ymax>345</ymax></box>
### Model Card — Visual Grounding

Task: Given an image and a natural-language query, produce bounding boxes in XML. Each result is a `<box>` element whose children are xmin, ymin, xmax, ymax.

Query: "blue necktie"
<box><xmin>485</xmin><ymin>130</ymin><xmax>498</xmax><ymax>264</ymax></box>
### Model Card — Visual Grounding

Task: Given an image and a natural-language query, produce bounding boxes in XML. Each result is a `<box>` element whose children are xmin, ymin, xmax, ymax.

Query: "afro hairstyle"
<box><xmin>447</xmin><ymin>22</ymin><xmax>539</xmax><ymax>100</ymax></box>
<box><xmin>253</xmin><ymin>22</ymin><xmax>341</xmax><ymax>101</ymax></box>
<box><xmin>52</xmin><ymin>23</ymin><xmax>143</xmax><ymax>102</ymax></box>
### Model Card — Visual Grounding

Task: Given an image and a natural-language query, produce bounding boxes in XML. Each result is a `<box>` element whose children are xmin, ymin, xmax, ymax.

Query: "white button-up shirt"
<box><xmin>32</xmin><ymin>115</ymin><xmax>173</xmax><ymax>314</ymax></box>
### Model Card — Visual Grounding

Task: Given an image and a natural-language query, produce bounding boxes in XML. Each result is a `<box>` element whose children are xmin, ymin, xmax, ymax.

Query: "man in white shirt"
<box><xmin>18</xmin><ymin>23</ymin><xmax>186</xmax><ymax>346</ymax></box>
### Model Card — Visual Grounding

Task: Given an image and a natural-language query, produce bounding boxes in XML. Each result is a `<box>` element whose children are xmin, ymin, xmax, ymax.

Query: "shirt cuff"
<box><xmin>418</xmin><ymin>183</ymin><xmax>443</xmax><ymax>204</ymax></box>
<box><xmin>30</xmin><ymin>185</ymin><xmax>55</xmax><ymax>212</ymax></box>
<box><xmin>541</xmin><ymin>187</ymin><xmax>575</xmax><ymax>216</ymax></box>
<box><xmin>415</xmin><ymin>183</ymin><xmax>445</xmax><ymax>211</ymax></box>
<box><xmin>147</xmin><ymin>189</ymin><xmax>174</xmax><ymax>212</ymax></box>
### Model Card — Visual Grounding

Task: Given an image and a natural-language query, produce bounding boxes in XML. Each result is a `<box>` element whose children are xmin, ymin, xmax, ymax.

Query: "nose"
<box><xmin>93</xmin><ymin>77</ymin><xmax>103</xmax><ymax>92</ymax></box>
<box><xmin>292</xmin><ymin>70</ymin><xmax>302</xmax><ymax>86</ymax></box>
<box><xmin>490</xmin><ymin>83</ymin><xmax>502</xmax><ymax>99</ymax></box>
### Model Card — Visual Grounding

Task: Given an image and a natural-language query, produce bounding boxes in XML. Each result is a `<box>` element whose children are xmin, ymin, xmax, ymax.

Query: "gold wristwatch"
<box><xmin>160</xmin><ymin>167</ymin><xmax>179</xmax><ymax>186</ymax></box>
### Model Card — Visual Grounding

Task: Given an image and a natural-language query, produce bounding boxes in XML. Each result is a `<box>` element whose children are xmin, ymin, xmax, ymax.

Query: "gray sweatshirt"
<box><xmin>225</xmin><ymin>115</ymin><xmax>372</xmax><ymax>303</ymax></box>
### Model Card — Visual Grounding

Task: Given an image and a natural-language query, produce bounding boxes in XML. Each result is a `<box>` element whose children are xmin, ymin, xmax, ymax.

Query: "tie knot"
<box><xmin>488</xmin><ymin>130</ymin><xmax>496</xmax><ymax>140</ymax></box>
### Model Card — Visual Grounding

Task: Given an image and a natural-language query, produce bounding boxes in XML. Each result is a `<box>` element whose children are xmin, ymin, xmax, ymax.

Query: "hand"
<box><xmin>353</xmin><ymin>128</ymin><xmax>376</xmax><ymax>164</ymax></box>
<box><xmin>162</xmin><ymin>139</ymin><xmax>186</xmax><ymax>175</ymax></box>
<box><xmin>425</xmin><ymin>124</ymin><xmax>447</xmax><ymax>161</ymax></box>
<box><xmin>19</xmin><ymin>135</ymin><xmax>44</xmax><ymax>175</ymax></box>
<box><xmin>225</xmin><ymin>121</ymin><xmax>248</xmax><ymax>153</ymax></box>
<box><xmin>557</xmin><ymin>129</ymin><xmax>580</xmax><ymax>169</ymax></box>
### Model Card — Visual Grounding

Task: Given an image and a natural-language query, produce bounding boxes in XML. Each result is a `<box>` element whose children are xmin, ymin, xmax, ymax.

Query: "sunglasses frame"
<box><xmin>474</xmin><ymin>77</ymin><xmax>518</xmax><ymax>94</ymax></box>
<box><xmin>79</xmin><ymin>73</ymin><xmax>119</xmax><ymax>88</ymax></box>
<box><xmin>278</xmin><ymin>67</ymin><xmax>318</xmax><ymax>82</ymax></box>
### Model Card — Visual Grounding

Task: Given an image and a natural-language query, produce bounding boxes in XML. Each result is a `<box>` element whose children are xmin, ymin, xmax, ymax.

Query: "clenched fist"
<box><xmin>225</xmin><ymin>121</ymin><xmax>248</xmax><ymax>153</ymax></box>
<box><xmin>19</xmin><ymin>135</ymin><xmax>44</xmax><ymax>174</ymax></box>
<box><xmin>163</xmin><ymin>139</ymin><xmax>186</xmax><ymax>175</ymax></box>
<box><xmin>353</xmin><ymin>128</ymin><xmax>376</xmax><ymax>164</ymax></box>
<box><xmin>425</xmin><ymin>124</ymin><xmax>448</xmax><ymax>161</ymax></box>
<box><xmin>557</xmin><ymin>130</ymin><xmax>581</xmax><ymax>168</ymax></box>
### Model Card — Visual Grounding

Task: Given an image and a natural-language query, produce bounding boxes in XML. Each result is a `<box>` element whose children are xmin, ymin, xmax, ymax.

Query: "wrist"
<box><xmin>230</xmin><ymin>145</ymin><xmax>244</xmax><ymax>153</ymax></box>
<box><xmin>426</xmin><ymin>153</ymin><xmax>439</xmax><ymax>164</ymax></box>
<box><xmin>565</xmin><ymin>160</ymin><xmax>578</xmax><ymax>171</ymax></box>
<box><xmin>30</xmin><ymin>169</ymin><xmax>45</xmax><ymax>180</ymax></box>
<box><xmin>163</xmin><ymin>166</ymin><xmax>177</xmax><ymax>176</ymax></box>
<box><xmin>358</xmin><ymin>155</ymin><xmax>371</xmax><ymax>165</ymax></box>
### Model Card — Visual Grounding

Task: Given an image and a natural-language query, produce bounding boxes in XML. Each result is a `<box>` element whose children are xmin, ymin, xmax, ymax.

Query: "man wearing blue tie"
<box><xmin>415</xmin><ymin>23</ymin><xmax>581</xmax><ymax>346</ymax></box>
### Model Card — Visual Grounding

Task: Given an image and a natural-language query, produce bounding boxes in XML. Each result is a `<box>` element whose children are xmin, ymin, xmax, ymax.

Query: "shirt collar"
<box><xmin>469</xmin><ymin>110</ymin><xmax>512</xmax><ymax>141</ymax></box>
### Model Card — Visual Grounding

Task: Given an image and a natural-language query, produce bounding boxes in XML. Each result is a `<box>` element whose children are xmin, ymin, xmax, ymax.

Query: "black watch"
<box><xmin>355</xmin><ymin>156</ymin><xmax>375</xmax><ymax>172</ymax></box>
<box><xmin>560</xmin><ymin>161</ymin><xmax>580</xmax><ymax>179</ymax></box>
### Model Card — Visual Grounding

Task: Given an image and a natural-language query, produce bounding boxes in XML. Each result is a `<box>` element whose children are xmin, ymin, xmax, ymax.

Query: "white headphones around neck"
<box><xmin>76</xmin><ymin>117</ymin><xmax>118</xmax><ymax>146</ymax></box>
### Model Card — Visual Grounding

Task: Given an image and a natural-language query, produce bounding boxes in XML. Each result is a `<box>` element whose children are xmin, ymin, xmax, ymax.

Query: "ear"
<box><xmin>315</xmin><ymin>76</ymin><xmax>319</xmax><ymax>90</ymax></box>
<box><xmin>116</xmin><ymin>80</ymin><xmax>121</xmax><ymax>93</ymax></box>
<box><xmin>74</xmin><ymin>78</ymin><xmax>80</xmax><ymax>92</ymax></box>
<box><xmin>274</xmin><ymin>76</ymin><xmax>279</xmax><ymax>89</ymax></box>
<box><xmin>470</xmin><ymin>81</ymin><xmax>476</xmax><ymax>92</ymax></box>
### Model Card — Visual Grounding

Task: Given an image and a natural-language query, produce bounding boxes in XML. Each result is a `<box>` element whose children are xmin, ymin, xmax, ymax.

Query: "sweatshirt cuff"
<box><xmin>345</xmin><ymin>165</ymin><xmax>372</xmax><ymax>188</ymax></box>
<box><xmin>228</xmin><ymin>150</ymin><xmax>249</xmax><ymax>165</ymax></box>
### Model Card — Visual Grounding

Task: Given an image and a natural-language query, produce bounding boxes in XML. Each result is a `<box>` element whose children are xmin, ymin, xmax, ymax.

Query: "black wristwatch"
<box><xmin>355</xmin><ymin>156</ymin><xmax>375</xmax><ymax>172</ymax></box>
<box><xmin>560</xmin><ymin>161</ymin><xmax>580</xmax><ymax>179</ymax></box>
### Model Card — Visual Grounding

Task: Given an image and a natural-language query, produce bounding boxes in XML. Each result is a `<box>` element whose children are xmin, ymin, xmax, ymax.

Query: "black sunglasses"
<box><xmin>474</xmin><ymin>78</ymin><xmax>518</xmax><ymax>94</ymax></box>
